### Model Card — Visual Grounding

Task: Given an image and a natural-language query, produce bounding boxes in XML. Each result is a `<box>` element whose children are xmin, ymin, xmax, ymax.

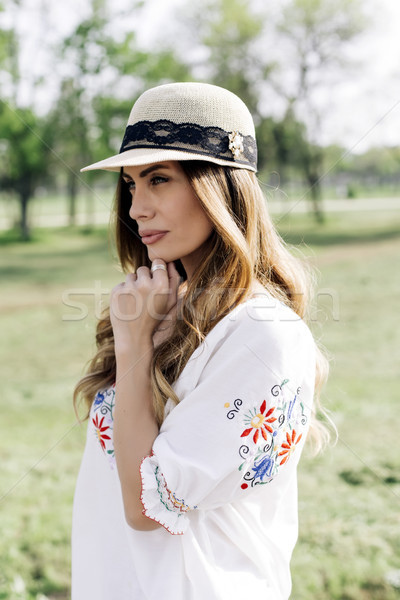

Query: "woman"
<box><xmin>72</xmin><ymin>82</ymin><xmax>329</xmax><ymax>599</ymax></box>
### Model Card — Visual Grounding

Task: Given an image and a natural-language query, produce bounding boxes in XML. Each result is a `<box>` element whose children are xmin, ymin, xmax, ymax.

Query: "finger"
<box><xmin>135</xmin><ymin>266</ymin><xmax>153</xmax><ymax>282</ymax></box>
<box><xmin>166</xmin><ymin>263</ymin><xmax>182</xmax><ymax>309</ymax></box>
<box><xmin>110</xmin><ymin>282</ymin><xmax>124</xmax><ymax>300</ymax></box>
<box><xmin>150</xmin><ymin>259</ymin><xmax>168</xmax><ymax>281</ymax></box>
<box><xmin>167</xmin><ymin>261</ymin><xmax>181</xmax><ymax>287</ymax></box>
<box><xmin>121</xmin><ymin>273</ymin><xmax>137</xmax><ymax>289</ymax></box>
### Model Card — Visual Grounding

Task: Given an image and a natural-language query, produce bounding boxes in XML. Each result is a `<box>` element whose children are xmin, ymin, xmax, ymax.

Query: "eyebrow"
<box><xmin>122</xmin><ymin>164</ymin><xmax>170</xmax><ymax>181</ymax></box>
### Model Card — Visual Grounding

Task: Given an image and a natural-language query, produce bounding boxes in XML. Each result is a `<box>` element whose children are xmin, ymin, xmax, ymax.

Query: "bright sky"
<box><xmin>317</xmin><ymin>0</ymin><xmax>400</xmax><ymax>152</ymax></box>
<box><xmin>4</xmin><ymin>0</ymin><xmax>400</xmax><ymax>153</ymax></box>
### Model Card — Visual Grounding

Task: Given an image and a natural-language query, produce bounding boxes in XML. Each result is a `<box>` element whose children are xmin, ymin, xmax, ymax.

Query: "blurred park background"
<box><xmin>1</xmin><ymin>0</ymin><xmax>400</xmax><ymax>598</ymax></box>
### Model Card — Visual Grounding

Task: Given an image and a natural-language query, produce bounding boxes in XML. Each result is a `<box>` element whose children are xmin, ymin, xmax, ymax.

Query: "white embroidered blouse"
<box><xmin>71</xmin><ymin>294</ymin><xmax>316</xmax><ymax>600</ymax></box>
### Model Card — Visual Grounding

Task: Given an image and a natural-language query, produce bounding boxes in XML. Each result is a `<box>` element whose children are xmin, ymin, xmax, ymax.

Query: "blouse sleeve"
<box><xmin>139</xmin><ymin>302</ymin><xmax>316</xmax><ymax>534</ymax></box>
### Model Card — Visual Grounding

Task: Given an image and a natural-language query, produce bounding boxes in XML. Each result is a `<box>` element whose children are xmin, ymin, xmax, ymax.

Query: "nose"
<box><xmin>128</xmin><ymin>186</ymin><xmax>155</xmax><ymax>221</ymax></box>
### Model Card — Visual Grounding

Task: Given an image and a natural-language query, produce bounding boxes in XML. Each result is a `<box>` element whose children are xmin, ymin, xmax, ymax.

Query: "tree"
<box><xmin>48</xmin><ymin>0</ymin><xmax>124</xmax><ymax>225</ymax></box>
<box><xmin>51</xmin><ymin>0</ymin><xmax>191</xmax><ymax>225</ymax></box>
<box><xmin>180</xmin><ymin>0</ymin><xmax>273</xmax><ymax>117</ymax></box>
<box><xmin>172</xmin><ymin>0</ymin><xmax>283</xmax><ymax>175</ymax></box>
<box><xmin>0</xmin><ymin>4</ymin><xmax>50</xmax><ymax>239</ymax></box>
<box><xmin>273</xmin><ymin>0</ymin><xmax>367</xmax><ymax>221</ymax></box>
<box><xmin>0</xmin><ymin>1</ymin><xmax>19</xmax><ymax>101</ymax></box>
<box><xmin>0</xmin><ymin>102</ymin><xmax>50</xmax><ymax>239</ymax></box>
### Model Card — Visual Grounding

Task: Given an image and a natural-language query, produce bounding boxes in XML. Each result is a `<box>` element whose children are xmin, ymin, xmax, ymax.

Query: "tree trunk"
<box><xmin>68</xmin><ymin>172</ymin><xmax>78</xmax><ymax>226</ymax></box>
<box><xmin>303</xmin><ymin>147</ymin><xmax>325</xmax><ymax>224</ymax></box>
<box><xmin>307</xmin><ymin>174</ymin><xmax>325</xmax><ymax>224</ymax></box>
<box><xmin>85</xmin><ymin>189</ymin><xmax>95</xmax><ymax>231</ymax></box>
<box><xmin>19</xmin><ymin>191</ymin><xmax>30</xmax><ymax>240</ymax></box>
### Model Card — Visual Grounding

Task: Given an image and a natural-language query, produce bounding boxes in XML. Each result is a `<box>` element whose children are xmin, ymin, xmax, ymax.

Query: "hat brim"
<box><xmin>80</xmin><ymin>147</ymin><xmax>256</xmax><ymax>173</ymax></box>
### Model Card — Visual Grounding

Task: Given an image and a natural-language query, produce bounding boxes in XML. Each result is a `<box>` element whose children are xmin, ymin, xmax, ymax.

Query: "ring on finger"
<box><xmin>151</xmin><ymin>264</ymin><xmax>167</xmax><ymax>273</ymax></box>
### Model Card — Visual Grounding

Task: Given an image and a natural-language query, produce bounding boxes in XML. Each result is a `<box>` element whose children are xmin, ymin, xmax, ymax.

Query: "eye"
<box><xmin>124</xmin><ymin>179</ymin><xmax>135</xmax><ymax>191</ymax></box>
<box><xmin>150</xmin><ymin>175</ymin><xmax>168</xmax><ymax>186</ymax></box>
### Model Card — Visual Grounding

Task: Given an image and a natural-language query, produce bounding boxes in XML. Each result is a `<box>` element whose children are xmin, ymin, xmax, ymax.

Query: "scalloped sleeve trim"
<box><xmin>140</xmin><ymin>453</ymin><xmax>195</xmax><ymax>535</ymax></box>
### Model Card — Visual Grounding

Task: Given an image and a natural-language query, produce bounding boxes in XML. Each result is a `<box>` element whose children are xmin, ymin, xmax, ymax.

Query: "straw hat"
<box><xmin>81</xmin><ymin>82</ymin><xmax>257</xmax><ymax>173</ymax></box>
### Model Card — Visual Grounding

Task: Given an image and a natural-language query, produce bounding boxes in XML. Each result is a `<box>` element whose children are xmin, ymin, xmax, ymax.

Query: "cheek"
<box><xmin>181</xmin><ymin>209</ymin><xmax>213</xmax><ymax>243</ymax></box>
<box><xmin>167</xmin><ymin>184</ymin><xmax>214</xmax><ymax>242</ymax></box>
<box><xmin>178</xmin><ymin>196</ymin><xmax>213</xmax><ymax>235</ymax></box>
<box><xmin>197</xmin><ymin>215</ymin><xmax>214</xmax><ymax>239</ymax></box>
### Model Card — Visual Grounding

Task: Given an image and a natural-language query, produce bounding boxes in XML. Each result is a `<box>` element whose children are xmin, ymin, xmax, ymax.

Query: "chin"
<box><xmin>147</xmin><ymin>249</ymin><xmax>178</xmax><ymax>264</ymax></box>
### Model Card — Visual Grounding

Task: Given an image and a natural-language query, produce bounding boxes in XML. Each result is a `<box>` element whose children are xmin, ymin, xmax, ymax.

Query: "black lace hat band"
<box><xmin>119</xmin><ymin>120</ymin><xmax>257</xmax><ymax>170</ymax></box>
<box><xmin>81</xmin><ymin>82</ymin><xmax>258</xmax><ymax>173</ymax></box>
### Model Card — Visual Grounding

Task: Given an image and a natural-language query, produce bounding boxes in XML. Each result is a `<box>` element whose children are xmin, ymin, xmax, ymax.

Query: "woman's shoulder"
<box><xmin>192</xmin><ymin>287</ymin><xmax>315</xmax><ymax>379</ymax></box>
<box><xmin>225</xmin><ymin>287</ymin><xmax>314</xmax><ymax>349</ymax></box>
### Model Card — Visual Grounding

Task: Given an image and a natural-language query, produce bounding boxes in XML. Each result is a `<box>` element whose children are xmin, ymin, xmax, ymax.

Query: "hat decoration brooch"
<box><xmin>228</xmin><ymin>131</ymin><xmax>244</xmax><ymax>158</ymax></box>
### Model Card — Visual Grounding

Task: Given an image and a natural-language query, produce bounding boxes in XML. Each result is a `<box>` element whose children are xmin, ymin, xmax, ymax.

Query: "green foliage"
<box><xmin>274</xmin><ymin>0</ymin><xmax>368</xmax><ymax>219</ymax></box>
<box><xmin>346</xmin><ymin>183</ymin><xmax>358</xmax><ymax>198</ymax></box>
<box><xmin>0</xmin><ymin>14</ymin><xmax>19</xmax><ymax>97</ymax></box>
<box><xmin>0</xmin><ymin>7</ymin><xmax>50</xmax><ymax>238</ymax></box>
<box><xmin>61</xmin><ymin>0</ymin><xmax>114</xmax><ymax>76</ymax></box>
<box><xmin>0</xmin><ymin>0</ymin><xmax>379</xmax><ymax>235</ymax></box>
<box><xmin>279</xmin><ymin>0</ymin><xmax>366</xmax><ymax>60</ymax></box>
<box><xmin>345</xmin><ymin>146</ymin><xmax>400</xmax><ymax>177</ymax></box>
<box><xmin>185</xmin><ymin>0</ymin><xmax>272</xmax><ymax>114</ymax></box>
<box><xmin>0</xmin><ymin>101</ymin><xmax>50</xmax><ymax>239</ymax></box>
<box><xmin>0</xmin><ymin>104</ymin><xmax>45</xmax><ymax>179</ymax></box>
<box><xmin>274</xmin><ymin>111</ymin><xmax>309</xmax><ymax>170</ymax></box>
<box><xmin>272</xmin><ymin>0</ymin><xmax>367</xmax><ymax>109</ymax></box>
<box><xmin>256</xmin><ymin>112</ymin><xmax>309</xmax><ymax>175</ymax></box>
<box><xmin>49</xmin><ymin>0</ymin><xmax>191</xmax><ymax>208</ymax></box>
<box><xmin>0</xmin><ymin>25</ymin><xmax>13</xmax><ymax>65</ymax></box>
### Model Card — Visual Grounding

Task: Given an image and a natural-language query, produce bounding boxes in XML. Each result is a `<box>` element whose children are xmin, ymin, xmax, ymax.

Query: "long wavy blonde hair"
<box><xmin>73</xmin><ymin>160</ymin><xmax>331</xmax><ymax>453</ymax></box>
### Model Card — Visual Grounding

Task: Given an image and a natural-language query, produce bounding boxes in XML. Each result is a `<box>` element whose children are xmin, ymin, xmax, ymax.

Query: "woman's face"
<box><xmin>122</xmin><ymin>161</ymin><xmax>214</xmax><ymax>280</ymax></box>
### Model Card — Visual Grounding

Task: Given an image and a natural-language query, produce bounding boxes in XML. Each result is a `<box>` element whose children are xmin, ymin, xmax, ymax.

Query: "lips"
<box><xmin>140</xmin><ymin>231</ymin><xmax>168</xmax><ymax>245</ymax></box>
<box><xmin>139</xmin><ymin>230</ymin><xmax>168</xmax><ymax>237</ymax></box>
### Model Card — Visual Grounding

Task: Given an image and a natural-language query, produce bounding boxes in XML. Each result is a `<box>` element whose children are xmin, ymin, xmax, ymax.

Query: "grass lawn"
<box><xmin>280</xmin><ymin>211</ymin><xmax>400</xmax><ymax>599</ymax></box>
<box><xmin>0</xmin><ymin>208</ymin><xmax>400</xmax><ymax>599</ymax></box>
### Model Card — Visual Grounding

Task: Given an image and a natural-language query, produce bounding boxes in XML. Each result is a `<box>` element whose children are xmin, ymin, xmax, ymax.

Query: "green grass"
<box><xmin>0</xmin><ymin>188</ymin><xmax>114</xmax><ymax>223</ymax></box>
<box><xmin>279</xmin><ymin>212</ymin><xmax>400</xmax><ymax>599</ymax></box>
<box><xmin>1</xmin><ymin>211</ymin><xmax>400</xmax><ymax>599</ymax></box>
<box><xmin>0</xmin><ymin>227</ymin><xmax>122</xmax><ymax>600</ymax></box>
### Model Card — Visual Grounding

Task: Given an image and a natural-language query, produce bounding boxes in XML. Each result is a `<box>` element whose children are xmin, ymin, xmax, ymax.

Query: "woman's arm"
<box><xmin>113</xmin><ymin>340</ymin><xmax>161</xmax><ymax>531</ymax></box>
<box><xmin>110</xmin><ymin>259</ymin><xmax>181</xmax><ymax>531</ymax></box>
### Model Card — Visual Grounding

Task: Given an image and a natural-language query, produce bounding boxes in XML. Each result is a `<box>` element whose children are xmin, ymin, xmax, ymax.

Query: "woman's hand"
<box><xmin>110</xmin><ymin>259</ymin><xmax>182</xmax><ymax>353</ymax></box>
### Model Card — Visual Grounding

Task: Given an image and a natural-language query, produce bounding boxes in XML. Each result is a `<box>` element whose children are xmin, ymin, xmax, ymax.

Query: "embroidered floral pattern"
<box><xmin>154</xmin><ymin>465</ymin><xmax>197</xmax><ymax>514</ymax></box>
<box><xmin>278</xmin><ymin>430</ymin><xmax>302</xmax><ymax>465</ymax></box>
<box><xmin>90</xmin><ymin>385</ymin><xmax>116</xmax><ymax>468</ymax></box>
<box><xmin>226</xmin><ymin>379</ymin><xmax>308</xmax><ymax>489</ymax></box>
<box><xmin>92</xmin><ymin>414</ymin><xmax>111</xmax><ymax>451</ymax></box>
<box><xmin>240</xmin><ymin>400</ymin><xmax>277</xmax><ymax>444</ymax></box>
